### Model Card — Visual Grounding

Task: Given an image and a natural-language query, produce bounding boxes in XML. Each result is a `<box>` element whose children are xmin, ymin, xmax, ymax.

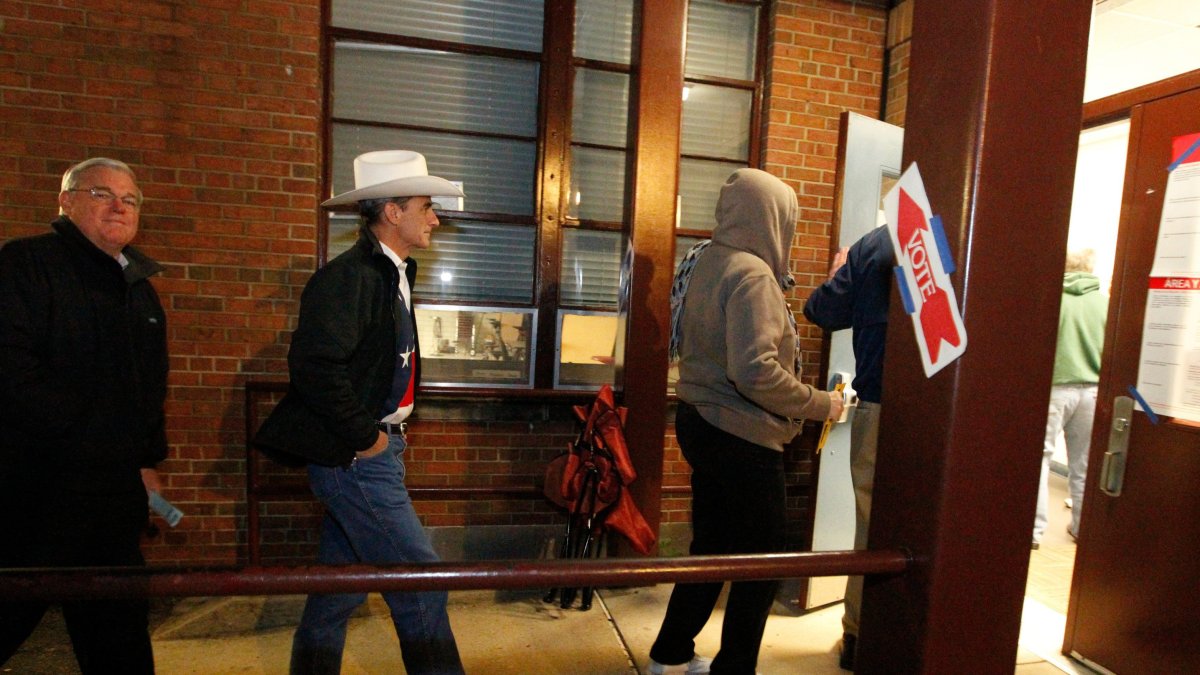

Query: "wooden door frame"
<box><xmin>856</xmin><ymin>1</ymin><xmax>1093</xmax><ymax>670</ymax></box>
<box><xmin>1083</xmin><ymin>69</ymin><xmax>1200</xmax><ymax>128</ymax></box>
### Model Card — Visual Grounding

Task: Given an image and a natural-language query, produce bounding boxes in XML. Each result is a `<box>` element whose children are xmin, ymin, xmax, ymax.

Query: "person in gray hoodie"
<box><xmin>1033</xmin><ymin>249</ymin><xmax>1107</xmax><ymax>547</ymax></box>
<box><xmin>649</xmin><ymin>169</ymin><xmax>843</xmax><ymax>675</ymax></box>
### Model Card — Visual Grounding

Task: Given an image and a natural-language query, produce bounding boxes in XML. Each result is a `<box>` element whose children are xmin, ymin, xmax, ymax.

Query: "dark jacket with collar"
<box><xmin>0</xmin><ymin>216</ymin><xmax>168</xmax><ymax>494</ymax></box>
<box><xmin>254</xmin><ymin>227</ymin><xmax>420</xmax><ymax>467</ymax></box>
<box><xmin>803</xmin><ymin>225</ymin><xmax>893</xmax><ymax>404</ymax></box>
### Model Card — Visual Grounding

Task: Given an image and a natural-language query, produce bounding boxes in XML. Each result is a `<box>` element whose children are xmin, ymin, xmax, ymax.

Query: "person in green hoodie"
<box><xmin>1033</xmin><ymin>249</ymin><xmax>1108</xmax><ymax>547</ymax></box>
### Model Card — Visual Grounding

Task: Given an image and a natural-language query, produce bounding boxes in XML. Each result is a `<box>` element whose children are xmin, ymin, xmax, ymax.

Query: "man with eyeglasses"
<box><xmin>0</xmin><ymin>157</ymin><xmax>168</xmax><ymax>674</ymax></box>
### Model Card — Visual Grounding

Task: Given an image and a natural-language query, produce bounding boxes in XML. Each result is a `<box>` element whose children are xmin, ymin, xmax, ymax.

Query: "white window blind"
<box><xmin>681</xmin><ymin>83</ymin><xmax>753</xmax><ymax>160</ymax></box>
<box><xmin>685</xmin><ymin>0</ymin><xmax>759</xmax><ymax>80</ymax></box>
<box><xmin>410</xmin><ymin>221</ymin><xmax>535</xmax><ymax>303</ymax></box>
<box><xmin>567</xmin><ymin>146</ymin><xmax>626</xmax><ymax>224</ymax></box>
<box><xmin>327</xmin><ymin>216</ymin><xmax>535</xmax><ymax>304</ymax></box>
<box><xmin>332</xmin><ymin>124</ymin><xmax>536</xmax><ymax>217</ymax></box>
<box><xmin>332</xmin><ymin>0</ymin><xmax>544</xmax><ymax>52</ymax></box>
<box><xmin>334</xmin><ymin>42</ymin><xmax>538</xmax><ymax>138</ymax></box>
<box><xmin>571</xmin><ymin>68</ymin><xmax>629</xmax><ymax>147</ymax></box>
<box><xmin>574</xmin><ymin>0</ymin><xmax>634</xmax><ymax>64</ymax></box>
<box><xmin>561</xmin><ymin>229</ymin><xmax>622</xmax><ymax>308</ymax></box>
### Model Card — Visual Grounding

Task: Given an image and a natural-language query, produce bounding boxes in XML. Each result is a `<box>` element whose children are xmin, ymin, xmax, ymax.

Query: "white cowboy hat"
<box><xmin>322</xmin><ymin>150</ymin><xmax>465</xmax><ymax>206</ymax></box>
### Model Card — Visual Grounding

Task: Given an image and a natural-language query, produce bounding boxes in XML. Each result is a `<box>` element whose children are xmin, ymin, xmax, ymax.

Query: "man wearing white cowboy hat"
<box><xmin>254</xmin><ymin>150</ymin><xmax>466</xmax><ymax>675</ymax></box>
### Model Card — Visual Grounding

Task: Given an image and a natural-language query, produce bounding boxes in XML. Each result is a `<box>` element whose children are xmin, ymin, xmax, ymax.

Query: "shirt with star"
<box><xmin>378</xmin><ymin>242</ymin><xmax>416</xmax><ymax>423</ymax></box>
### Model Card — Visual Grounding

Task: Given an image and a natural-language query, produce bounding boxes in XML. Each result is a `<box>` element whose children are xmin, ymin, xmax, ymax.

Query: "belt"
<box><xmin>376</xmin><ymin>421</ymin><xmax>407</xmax><ymax>437</ymax></box>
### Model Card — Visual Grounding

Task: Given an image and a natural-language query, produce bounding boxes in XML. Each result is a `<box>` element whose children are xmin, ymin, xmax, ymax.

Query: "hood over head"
<box><xmin>712</xmin><ymin>168</ymin><xmax>798</xmax><ymax>288</ymax></box>
<box><xmin>1063</xmin><ymin>271</ymin><xmax>1100</xmax><ymax>296</ymax></box>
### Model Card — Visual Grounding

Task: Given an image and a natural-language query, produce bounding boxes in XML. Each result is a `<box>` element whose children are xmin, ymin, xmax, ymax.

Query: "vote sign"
<box><xmin>884</xmin><ymin>163</ymin><xmax>968</xmax><ymax>377</ymax></box>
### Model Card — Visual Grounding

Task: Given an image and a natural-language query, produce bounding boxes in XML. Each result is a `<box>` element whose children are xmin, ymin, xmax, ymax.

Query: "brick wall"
<box><xmin>1</xmin><ymin>0</ymin><xmax>890</xmax><ymax>565</ymax></box>
<box><xmin>0</xmin><ymin>0</ymin><xmax>323</xmax><ymax>565</ymax></box>
<box><xmin>754</xmin><ymin>0</ymin><xmax>888</xmax><ymax>544</ymax></box>
<box><xmin>247</xmin><ymin>396</ymin><xmax>581</xmax><ymax>564</ymax></box>
<box><xmin>885</xmin><ymin>0</ymin><xmax>913</xmax><ymax>126</ymax></box>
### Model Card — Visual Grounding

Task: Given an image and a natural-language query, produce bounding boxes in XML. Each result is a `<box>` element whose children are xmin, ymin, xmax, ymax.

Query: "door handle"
<box><xmin>1100</xmin><ymin>395</ymin><xmax>1134</xmax><ymax>497</ymax></box>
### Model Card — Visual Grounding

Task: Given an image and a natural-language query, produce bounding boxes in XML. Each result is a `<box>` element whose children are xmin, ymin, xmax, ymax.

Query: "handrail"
<box><xmin>0</xmin><ymin>550</ymin><xmax>910</xmax><ymax>602</ymax></box>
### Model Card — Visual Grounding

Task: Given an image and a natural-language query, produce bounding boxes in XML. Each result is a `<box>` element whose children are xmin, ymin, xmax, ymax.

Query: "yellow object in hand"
<box><xmin>816</xmin><ymin>382</ymin><xmax>846</xmax><ymax>454</ymax></box>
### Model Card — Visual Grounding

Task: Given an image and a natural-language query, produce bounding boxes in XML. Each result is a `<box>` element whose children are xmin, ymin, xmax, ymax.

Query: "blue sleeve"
<box><xmin>803</xmin><ymin>244</ymin><xmax>860</xmax><ymax>331</ymax></box>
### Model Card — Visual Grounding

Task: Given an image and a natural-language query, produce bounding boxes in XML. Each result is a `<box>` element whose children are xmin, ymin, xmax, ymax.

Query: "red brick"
<box><xmin>0</xmin><ymin>0</ymin><xmax>887</xmax><ymax>564</ymax></box>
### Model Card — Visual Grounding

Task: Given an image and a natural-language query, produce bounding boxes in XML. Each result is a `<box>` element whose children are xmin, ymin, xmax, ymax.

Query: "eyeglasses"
<box><xmin>66</xmin><ymin>186</ymin><xmax>142</xmax><ymax>211</ymax></box>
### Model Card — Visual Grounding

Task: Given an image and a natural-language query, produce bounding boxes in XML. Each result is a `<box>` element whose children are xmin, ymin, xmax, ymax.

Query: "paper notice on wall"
<box><xmin>1135</xmin><ymin>132</ymin><xmax>1200</xmax><ymax>423</ymax></box>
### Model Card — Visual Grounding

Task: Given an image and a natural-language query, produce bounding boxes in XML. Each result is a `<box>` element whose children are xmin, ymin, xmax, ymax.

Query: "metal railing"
<box><xmin>0</xmin><ymin>549</ymin><xmax>911</xmax><ymax>602</ymax></box>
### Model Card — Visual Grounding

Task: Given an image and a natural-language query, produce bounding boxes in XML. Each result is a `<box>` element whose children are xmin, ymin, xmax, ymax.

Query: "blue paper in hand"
<box><xmin>149</xmin><ymin>491</ymin><xmax>184</xmax><ymax>527</ymax></box>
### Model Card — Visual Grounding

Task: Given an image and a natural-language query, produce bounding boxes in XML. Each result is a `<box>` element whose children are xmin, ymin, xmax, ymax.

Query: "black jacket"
<box><xmin>802</xmin><ymin>225</ymin><xmax>892</xmax><ymax>404</ymax></box>
<box><xmin>254</xmin><ymin>228</ymin><xmax>420</xmax><ymax>467</ymax></box>
<box><xmin>0</xmin><ymin>216</ymin><xmax>168</xmax><ymax>494</ymax></box>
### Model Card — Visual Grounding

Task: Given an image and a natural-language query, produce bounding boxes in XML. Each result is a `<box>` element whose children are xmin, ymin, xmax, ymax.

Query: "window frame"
<box><xmin>318</xmin><ymin>1</ymin><xmax>769</xmax><ymax>395</ymax></box>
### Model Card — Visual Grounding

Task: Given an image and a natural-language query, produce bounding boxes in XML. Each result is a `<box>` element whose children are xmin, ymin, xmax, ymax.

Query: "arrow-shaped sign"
<box><xmin>885</xmin><ymin>163</ymin><xmax>968</xmax><ymax>377</ymax></box>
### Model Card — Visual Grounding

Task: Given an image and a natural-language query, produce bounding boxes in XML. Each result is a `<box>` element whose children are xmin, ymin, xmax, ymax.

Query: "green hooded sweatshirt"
<box><xmin>1052</xmin><ymin>272</ymin><xmax>1107</xmax><ymax>385</ymax></box>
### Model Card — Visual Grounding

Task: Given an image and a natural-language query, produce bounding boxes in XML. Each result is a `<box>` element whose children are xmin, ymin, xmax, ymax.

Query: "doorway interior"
<box><xmin>1014</xmin><ymin>119</ymin><xmax>1127</xmax><ymax>674</ymax></box>
<box><xmin>1014</xmin><ymin>0</ymin><xmax>1200</xmax><ymax>666</ymax></box>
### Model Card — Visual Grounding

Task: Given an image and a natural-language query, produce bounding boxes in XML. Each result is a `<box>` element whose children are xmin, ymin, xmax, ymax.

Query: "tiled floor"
<box><xmin>1015</xmin><ymin>472</ymin><xmax>1097</xmax><ymax>675</ymax></box>
<box><xmin>6</xmin><ymin>474</ymin><xmax>1094</xmax><ymax>674</ymax></box>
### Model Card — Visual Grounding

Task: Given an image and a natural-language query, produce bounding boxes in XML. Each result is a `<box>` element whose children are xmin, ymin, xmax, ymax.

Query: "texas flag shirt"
<box><xmin>379</xmin><ymin>247</ymin><xmax>416</xmax><ymax>423</ymax></box>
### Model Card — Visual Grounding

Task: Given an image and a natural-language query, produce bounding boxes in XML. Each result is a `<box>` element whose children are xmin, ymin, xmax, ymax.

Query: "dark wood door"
<box><xmin>1064</xmin><ymin>85</ymin><xmax>1200</xmax><ymax>673</ymax></box>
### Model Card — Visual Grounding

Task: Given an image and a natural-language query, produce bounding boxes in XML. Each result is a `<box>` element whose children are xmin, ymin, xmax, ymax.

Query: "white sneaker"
<box><xmin>647</xmin><ymin>654</ymin><xmax>713</xmax><ymax>674</ymax></box>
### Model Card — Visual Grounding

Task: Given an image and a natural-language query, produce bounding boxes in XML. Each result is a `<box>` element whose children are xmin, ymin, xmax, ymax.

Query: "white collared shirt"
<box><xmin>378</xmin><ymin>242</ymin><xmax>411</xmax><ymax>310</ymax></box>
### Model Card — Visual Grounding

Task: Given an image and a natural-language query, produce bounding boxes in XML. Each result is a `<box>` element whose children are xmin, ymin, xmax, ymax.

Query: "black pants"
<box><xmin>0</xmin><ymin>486</ymin><xmax>154</xmax><ymax>674</ymax></box>
<box><xmin>649</xmin><ymin>402</ymin><xmax>787</xmax><ymax>675</ymax></box>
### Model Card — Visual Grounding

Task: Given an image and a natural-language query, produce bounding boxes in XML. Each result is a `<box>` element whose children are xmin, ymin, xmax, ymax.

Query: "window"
<box><xmin>326</xmin><ymin>1</ymin><xmax>542</xmax><ymax>271</ymax></box>
<box><xmin>568</xmin><ymin>0</ymin><xmax>633</xmax><ymax>227</ymax></box>
<box><xmin>324</xmin><ymin>0</ymin><xmax>766</xmax><ymax>391</ymax></box>
<box><xmin>678</xmin><ymin>0</ymin><xmax>762</xmax><ymax>233</ymax></box>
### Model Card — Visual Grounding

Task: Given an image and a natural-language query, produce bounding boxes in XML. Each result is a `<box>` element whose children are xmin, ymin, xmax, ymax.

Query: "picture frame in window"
<box><xmin>414</xmin><ymin>304</ymin><xmax>536</xmax><ymax>389</ymax></box>
<box><xmin>555</xmin><ymin>309</ymin><xmax>618</xmax><ymax>390</ymax></box>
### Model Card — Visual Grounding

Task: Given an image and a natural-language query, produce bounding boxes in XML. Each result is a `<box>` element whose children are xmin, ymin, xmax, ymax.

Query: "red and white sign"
<box><xmin>884</xmin><ymin>163</ymin><xmax>968</xmax><ymax>377</ymax></box>
<box><xmin>1135</xmin><ymin>131</ymin><xmax>1200</xmax><ymax>423</ymax></box>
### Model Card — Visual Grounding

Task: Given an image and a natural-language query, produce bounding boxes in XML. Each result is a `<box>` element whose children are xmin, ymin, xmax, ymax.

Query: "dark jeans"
<box><xmin>0</xmin><ymin>599</ymin><xmax>153</xmax><ymax>674</ymax></box>
<box><xmin>650</xmin><ymin>402</ymin><xmax>787</xmax><ymax>675</ymax></box>
<box><xmin>290</xmin><ymin>435</ymin><xmax>463</xmax><ymax>675</ymax></box>
<box><xmin>0</xmin><ymin>486</ymin><xmax>154</xmax><ymax>674</ymax></box>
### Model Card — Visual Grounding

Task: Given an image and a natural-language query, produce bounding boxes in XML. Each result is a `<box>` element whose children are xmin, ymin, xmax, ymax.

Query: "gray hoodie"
<box><xmin>675</xmin><ymin>168</ymin><xmax>832</xmax><ymax>451</ymax></box>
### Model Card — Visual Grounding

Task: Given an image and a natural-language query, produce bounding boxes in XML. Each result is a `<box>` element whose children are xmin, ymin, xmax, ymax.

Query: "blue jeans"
<box><xmin>650</xmin><ymin>402</ymin><xmax>786</xmax><ymax>675</ymax></box>
<box><xmin>290</xmin><ymin>436</ymin><xmax>463</xmax><ymax>675</ymax></box>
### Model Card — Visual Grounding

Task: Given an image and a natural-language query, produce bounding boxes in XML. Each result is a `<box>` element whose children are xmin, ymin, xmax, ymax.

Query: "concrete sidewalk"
<box><xmin>7</xmin><ymin>474</ymin><xmax>1083</xmax><ymax>674</ymax></box>
<box><xmin>7</xmin><ymin>581</ymin><xmax>1076</xmax><ymax>674</ymax></box>
<box><xmin>150</xmin><ymin>590</ymin><xmax>639</xmax><ymax>675</ymax></box>
<box><xmin>7</xmin><ymin>584</ymin><xmax>850</xmax><ymax>674</ymax></box>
